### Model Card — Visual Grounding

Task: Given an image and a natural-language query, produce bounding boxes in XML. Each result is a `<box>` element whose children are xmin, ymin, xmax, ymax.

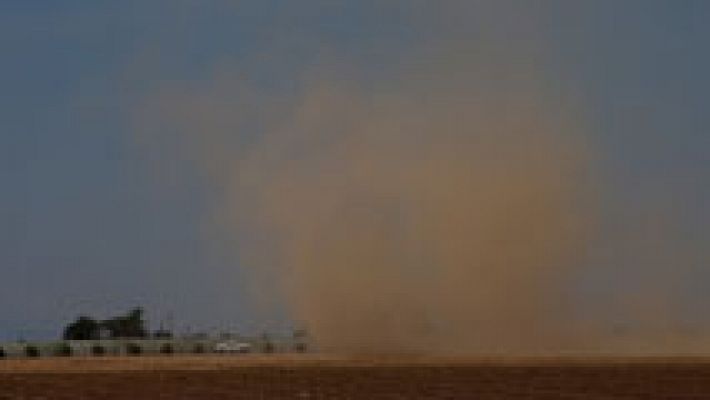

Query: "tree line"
<box><xmin>62</xmin><ymin>307</ymin><xmax>164</xmax><ymax>340</ymax></box>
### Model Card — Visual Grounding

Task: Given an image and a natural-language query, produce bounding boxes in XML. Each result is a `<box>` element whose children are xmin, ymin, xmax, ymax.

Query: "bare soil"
<box><xmin>2</xmin><ymin>355</ymin><xmax>710</xmax><ymax>399</ymax></box>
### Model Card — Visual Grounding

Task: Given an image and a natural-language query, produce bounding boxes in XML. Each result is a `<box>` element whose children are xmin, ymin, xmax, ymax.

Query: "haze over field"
<box><xmin>1</xmin><ymin>1</ymin><xmax>709</xmax><ymax>353</ymax></box>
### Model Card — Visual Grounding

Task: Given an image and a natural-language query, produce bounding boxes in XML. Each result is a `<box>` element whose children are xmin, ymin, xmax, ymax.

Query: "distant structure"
<box><xmin>64</xmin><ymin>308</ymin><xmax>147</xmax><ymax>340</ymax></box>
<box><xmin>0</xmin><ymin>308</ymin><xmax>311</xmax><ymax>359</ymax></box>
<box><xmin>0</xmin><ymin>333</ymin><xmax>308</xmax><ymax>358</ymax></box>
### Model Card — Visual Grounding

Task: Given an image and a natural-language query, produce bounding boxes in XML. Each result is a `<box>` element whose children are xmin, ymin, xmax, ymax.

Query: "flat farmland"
<box><xmin>3</xmin><ymin>355</ymin><xmax>710</xmax><ymax>399</ymax></box>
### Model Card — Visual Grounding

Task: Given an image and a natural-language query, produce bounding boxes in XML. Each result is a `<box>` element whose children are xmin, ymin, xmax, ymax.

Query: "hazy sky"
<box><xmin>1</xmin><ymin>1</ymin><xmax>708</xmax><ymax>341</ymax></box>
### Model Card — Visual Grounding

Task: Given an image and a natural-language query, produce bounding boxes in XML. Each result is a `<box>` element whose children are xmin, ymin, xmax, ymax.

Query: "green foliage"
<box><xmin>25</xmin><ymin>345</ymin><xmax>40</xmax><ymax>358</ymax></box>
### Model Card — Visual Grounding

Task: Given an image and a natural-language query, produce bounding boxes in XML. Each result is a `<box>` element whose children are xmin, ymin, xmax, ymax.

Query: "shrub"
<box><xmin>63</xmin><ymin>316</ymin><xmax>100</xmax><ymax>340</ymax></box>
<box><xmin>193</xmin><ymin>343</ymin><xmax>205</xmax><ymax>354</ymax></box>
<box><xmin>25</xmin><ymin>345</ymin><xmax>40</xmax><ymax>358</ymax></box>
<box><xmin>125</xmin><ymin>343</ymin><xmax>142</xmax><ymax>356</ymax></box>
<box><xmin>159</xmin><ymin>343</ymin><xmax>174</xmax><ymax>355</ymax></box>
<box><xmin>263</xmin><ymin>341</ymin><xmax>275</xmax><ymax>354</ymax></box>
<box><xmin>0</xmin><ymin>347</ymin><xmax>5</xmax><ymax>358</ymax></box>
<box><xmin>91</xmin><ymin>345</ymin><xmax>106</xmax><ymax>356</ymax></box>
<box><xmin>54</xmin><ymin>343</ymin><xmax>72</xmax><ymax>357</ymax></box>
<box><xmin>294</xmin><ymin>343</ymin><xmax>307</xmax><ymax>353</ymax></box>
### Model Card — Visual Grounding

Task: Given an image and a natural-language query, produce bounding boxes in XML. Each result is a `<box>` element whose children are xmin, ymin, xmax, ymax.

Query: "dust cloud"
<box><xmin>138</xmin><ymin>30</ymin><xmax>594</xmax><ymax>354</ymax></box>
<box><xmin>136</xmin><ymin>60</ymin><xmax>597</xmax><ymax>354</ymax></box>
<box><xmin>131</xmin><ymin>4</ymin><xmax>703</xmax><ymax>355</ymax></box>
<box><xmin>224</xmin><ymin>73</ymin><xmax>596</xmax><ymax>355</ymax></box>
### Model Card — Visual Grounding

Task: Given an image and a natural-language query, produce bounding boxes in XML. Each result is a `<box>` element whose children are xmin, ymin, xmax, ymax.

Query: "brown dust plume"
<box><xmin>133</xmin><ymin>11</ymin><xmax>597</xmax><ymax>353</ymax></box>
<box><xmin>218</xmin><ymin>75</ymin><xmax>596</xmax><ymax>355</ymax></box>
<box><xmin>127</xmin><ymin>1</ymin><xmax>710</xmax><ymax>356</ymax></box>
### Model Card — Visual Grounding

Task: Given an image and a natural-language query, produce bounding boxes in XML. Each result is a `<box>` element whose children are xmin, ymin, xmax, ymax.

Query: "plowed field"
<box><xmin>2</xmin><ymin>355</ymin><xmax>710</xmax><ymax>399</ymax></box>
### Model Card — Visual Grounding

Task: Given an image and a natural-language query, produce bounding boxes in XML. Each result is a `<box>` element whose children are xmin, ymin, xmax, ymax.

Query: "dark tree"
<box><xmin>0</xmin><ymin>347</ymin><xmax>5</xmax><ymax>358</ymax></box>
<box><xmin>262</xmin><ymin>334</ymin><xmax>275</xmax><ymax>354</ymax></box>
<box><xmin>25</xmin><ymin>345</ymin><xmax>39</xmax><ymax>358</ymax></box>
<box><xmin>62</xmin><ymin>307</ymin><xmax>149</xmax><ymax>343</ymax></box>
<box><xmin>125</xmin><ymin>343</ymin><xmax>142</xmax><ymax>355</ymax></box>
<box><xmin>159</xmin><ymin>343</ymin><xmax>174</xmax><ymax>355</ymax></box>
<box><xmin>260</xmin><ymin>332</ymin><xmax>275</xmax><ymax>353</ymax></box>
<box><xmin>54</xmin><ymin>342</ymin><xmax>72</xmax><ymax>357</ymax></box>
<box><xmin>102</xmin><ymin>307</ymin><xmax>148</xmax><ymax>339</ymax></box>
<box><xmin>91</xmin><ymin>345</ymin><xmax>105</xmax><ymax>356</ymax></box>
<box><xmin>63</xmin><ymin>316</ymin><xmax>100</xmax><ymax>340</ymax></box>
<box><xmin>292</xmin><ymin>328</ymin><xmax>308</xmax><ymax>353</ymax></box>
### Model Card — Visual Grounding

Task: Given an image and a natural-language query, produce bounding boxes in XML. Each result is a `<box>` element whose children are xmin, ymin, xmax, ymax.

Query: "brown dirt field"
<box><xmin>3</xmin><ymin>355</ymin><xmax>710</xmax><ymax>399</ymax></box>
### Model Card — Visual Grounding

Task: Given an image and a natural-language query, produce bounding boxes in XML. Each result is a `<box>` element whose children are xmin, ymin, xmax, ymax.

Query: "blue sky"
<box><xmin>1</xmin><ymin>1</ymin><xmax>708</xmax><ymax>341</ymax></box>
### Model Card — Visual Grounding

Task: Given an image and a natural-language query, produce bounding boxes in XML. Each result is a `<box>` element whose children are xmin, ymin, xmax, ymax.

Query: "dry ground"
<box><xmin>3</xmin><ymin>355</ymin><xmax>710</xmax><ymax>399</ymax></box>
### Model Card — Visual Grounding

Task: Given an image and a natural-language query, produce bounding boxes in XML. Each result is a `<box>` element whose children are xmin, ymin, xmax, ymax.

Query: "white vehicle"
<box><xmin>213</xmin><ymin>341</ymin><xmax>252</xmax><ymax>354</ymax></box>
